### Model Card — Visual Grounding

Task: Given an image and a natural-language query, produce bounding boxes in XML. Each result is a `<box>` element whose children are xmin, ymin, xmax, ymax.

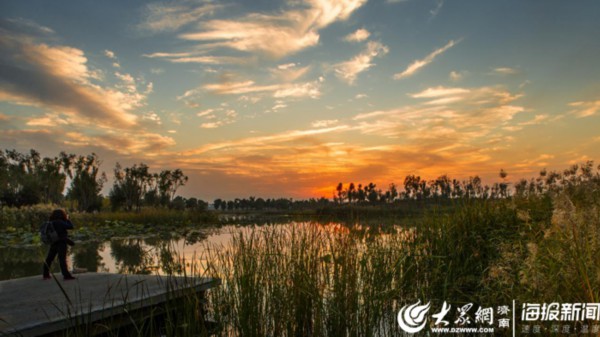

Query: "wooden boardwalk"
<box><xmin>0</xmin><ymin>273</ymin><xmax>220</xmax><ymax>336</ymax></box>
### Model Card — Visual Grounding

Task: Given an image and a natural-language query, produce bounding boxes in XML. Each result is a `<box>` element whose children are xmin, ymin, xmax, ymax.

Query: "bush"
<box><xmin>0</xmin><ymin>204</ymin><xmax>57</xmax><ymax>231</ymax></box>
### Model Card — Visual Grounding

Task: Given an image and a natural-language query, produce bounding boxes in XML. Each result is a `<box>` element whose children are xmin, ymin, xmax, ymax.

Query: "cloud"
<box><xmin>203</xmin><ymin>81</ymin><xmax>279</xmax><ymax>95</ymax></box>
<box><xmin>492</xmin><ymin>67</ymin><xmax>519</xmax><ymax>75</ymax></box>
<box><xmin>197</xmin><ymin>109</ymin><xmax>215</xmax><ymax>117</ymax></box>
<box><xmin>270</xmin><ymin>101</ymin><xmax>288</xmax><ymax>112</ymax></box>
<box><xmin>26</xmin><ymin>113</ymin><xmax>70</xmax><ymax>127</ymax></box>
<box><xmin>0</xmin><ymin>29</ymin><xmax>152</xmax><ymax>128</ymax></box>
<box><xmin>354</xmin><ymin>86</ymin><xmax>525</xmax><ymax>144</ymax></box>
<box><xmin>104</xmin><ymin>50</ymin><xmax>116</xmax><ymax>59</ymax></box>
<box><xmin>62</xmin><ymin>131</ymin><xmax>176</xmax><ymax>156</ymax></box>
<box><xmin>197</xmin><ymin>107</ymin><xmax>237</xmax><ymax>129</ymax></box>
<box><xmin>430</xmin><ymin>0</ymin><xmax>444</xmax><ymax>18</ymax></box>
<box><xmin>394</xmin><ymin>39</ymin><xmax>460</xmax><ymax>80</ymax></box>
<box><xmin>274</xmin><ymin>80</ymin><xmax>322</xmax><ymax>99</ymax></box>
<box><xmin>183</xmin><ymin>125</ymin><xmax>350</xmax><ymax>156</ymax></box>
<box><xmin>174</xmin><ymin>0</ymin><xmax>366</xmax><ymax>59</ymax></box>
<box><xmin>519</xmin><ymin>114</ymin><xmax>548</xmax><ymax>126</ymax></box>
<box><xmin>449</xmin><ymin>70</ymin><xmax>465</xmax><ymax>81</ymax></box>
<box><xmin>200</xmin><ymin>77</ymin><xmax>322</xmax><ymax>99</ymax></box>
<box><xmin>270</xmin><ymin>63</ymin><xmax>311</xmax><ymax>82</ymax></box>
<box><xmin>333</xmin><ymin>41</ymin><xmax>389</xmax><ymax>84</ymax></box>
<box><xmin>514</xmin><ymin>154</ymin><xmax>555</xmax><ymax>168</ymax></box>
<box><xmin>139</xmin><ymin>1</ymin><xmax>224</xmax><ymax>33</ymax></box>
<box><xmin>569</xmin><ymin>100</ymin><xmax>600</xmax><ymax>118</ymax></box>
<box><xmin>143</xmin><ymin>52</ymin><xmax>250</xmax><ymax>65</ymax></box>
<box><xmin>311</xmin><ymin>119</ymin><xmax>339</xmax><ymax>128</ymax></box>
<box><xmin>142</xmin><ymin>111</ymin><xmax>162</xmax><ymax>125</ymax></box>
<box><xmin>0</xmin><ymin>21</ymin><xmax>180</xmax><ymax>162</ymax></box>
<box><xmin>344</xmin><ymin>28</ymin><xmax>370</xmax><ymax>42</ymax></box>
<box><xmin>2</xmin><ymin>18</ymin><xmax>55</xmax><ymax>36</ymax></box>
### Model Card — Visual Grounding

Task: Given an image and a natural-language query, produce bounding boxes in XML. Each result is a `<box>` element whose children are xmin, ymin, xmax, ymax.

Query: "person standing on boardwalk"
<box><xmin>42</xmin><ymin>209</ymin><xmax>76</xmax><ymax>280</ymax></box>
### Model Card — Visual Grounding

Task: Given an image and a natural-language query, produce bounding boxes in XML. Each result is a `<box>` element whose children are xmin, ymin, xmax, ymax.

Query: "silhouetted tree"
<box><xmin>109</xmin><ymin>163</ymin><xmax>152</xmax><ymax>211</ymax></box>
<box><xmin>67</xmin><ymin>153</ymin><xmax>106</xmax><ymax>212</ymax></box>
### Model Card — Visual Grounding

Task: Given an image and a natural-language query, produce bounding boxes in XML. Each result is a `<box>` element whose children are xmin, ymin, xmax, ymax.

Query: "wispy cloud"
<box><xmin>183</xmin><ymin>125</ymin><xmax>350</xmax><ymax>156</ymax></box>
<box><xmin>270</xmin><ymin>63</ymin><xmax>311</xmax><ymax>82</ymax></box>
<box><xmin>3</xmin><ymin>17</ymin><xmax>55</xmax><ymax>35</ymax></box>
<box><xmin>519</xmin><ymin>114</ymin><xmax>548</xmax><ymax>126</ymax></box>
<box><xmin>170</xmin><ymin>0</ymin><xmax>366</xmax><ymax>59</ymax></box>
<box><xmin>333</xmin><ymin>41</ymin><xmax>389</xmax><ymax>84</ymax></box>
<box><xmin>430</xmin><ymin>0</ymin><xmax>444</xmax><ymax>18</ymax></box>
<box><xmin>62</xmin><ymin>131</ymin><xmax>176</xmax><ymax>156</ymax></box>
<box><xmin>198</xmin><ymin>108</ymin><xmax>238</xmax><ymax>129</ymax></box>
<box><xmin>198</xmin><ymin>77</ymin><xmax>323</xmax><ymax>99</ymax></box>
<box><xmin>492</xmin><ymin>67</ymin><xmax>519</xmax><ymax>75</ymax></box>
<box><xmin>344</xmin><ymin>28</ymin><xmax>370</xmax><ymax>42</ymax></box>
<box><xmin>569</xmin><ymin>99</ymin><xmax>600</xmax><ymax>118</ymax></box>
<box><xmin>394</xmin><ymin>39</ymin><xmax>460</xmax><ymax>80</ymax></box>
<box><xmin>143</xmin><ymin>52</ymin><xmax>250</xmax><ymax>65</ymax></box>
<box><xmin>139</xmin><ymin>1</ymin><xmax>223</xmax><ymax>33</ymax></box>
<box><xmin>355</xmin><ymin>86</ymin><xmax>525</xmax><ymax>144</ymax></box>
<box><xmin>311</xmin><ymin>119</ymin><xmax>339</xmax><ymax>128</ymax></box>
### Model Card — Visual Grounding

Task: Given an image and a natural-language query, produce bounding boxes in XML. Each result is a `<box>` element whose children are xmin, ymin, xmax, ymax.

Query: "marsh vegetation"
<box><xmin>1</xmin><ymin>161</ymin><xmax>599</xmax><ymax>336</ymax></box>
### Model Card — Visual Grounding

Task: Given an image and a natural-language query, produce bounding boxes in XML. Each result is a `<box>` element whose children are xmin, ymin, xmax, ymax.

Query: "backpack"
<box><xmin>40</xmin><ymin>221</ymin><xmax>60</xmax><ymax>245</ymax></box>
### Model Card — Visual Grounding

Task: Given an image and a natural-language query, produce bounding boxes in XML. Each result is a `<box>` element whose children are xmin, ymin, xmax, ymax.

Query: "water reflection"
<box><xmin>0</xmin><ymin>246</ymin><xmax>46</xmax><ymax>280</ymax></box>
<box><xmin>0</xmin><ymin>228</ymin><xmax>215</xmax><ymax>280</ymax></box>
<box><xmin>72</xmin><ymin>242</ymin><xmax>107</xmax><ymax>273</ymax></box>
<box><xmin>0</xmin><ymin>221</ymin><xmax>402</xmax><ymax>281</ymax></box>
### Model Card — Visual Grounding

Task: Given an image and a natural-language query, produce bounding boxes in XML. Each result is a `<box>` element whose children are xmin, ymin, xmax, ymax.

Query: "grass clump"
<box><xmin>206</xmin><ymin>223</ymin><xmax>414</xmax><ymax>337</ymax></box>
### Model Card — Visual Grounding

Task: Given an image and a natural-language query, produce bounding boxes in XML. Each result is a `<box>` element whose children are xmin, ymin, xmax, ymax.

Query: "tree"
<box><xmin>388</xmin><ymin>183</ymin><xmax>399</xmax><ymax>202</ymax></box>
<box><xmin>214</xmin><ymin>198</ymin><xmax>223</xmax><ymax>211</ymax></box>
<box><xmin>67</xmin><ymin>153</ymin><xmax>106</xmax><ymax>212</ymax></box>
<box><xmin>499</xmin><ymin>169</ymin><xmax>509</xmax><ymax>198</ymax></box>
<box><xmin>0</xmin><ymin>149</ymin><xmax>70</xmax><ymax>206</ymax></box>
<box><xmin>335</xmin><ymin>183</ymin><xmax>345</xmax><ymax>204</ymax></box>
<box><xmin>157</xmin><ymin>169</ymin><xmax>188</xmax><ymax>207</ymax></box>
<box><xmin>109</xmin><ymin>163</ymin><xmax>152</xmax><ymax>211</ymax></box>
<box><xmin>347</xmin><ymin>183</ymin><xmax>356</xmax><ymax>203</ymax></box>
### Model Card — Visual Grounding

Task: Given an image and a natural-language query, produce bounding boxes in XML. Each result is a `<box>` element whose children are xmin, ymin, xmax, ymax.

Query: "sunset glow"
<box><xmin>1</xmin><ymin>1</ymin><xmax>599</xmax><ymax>199</ymax></box>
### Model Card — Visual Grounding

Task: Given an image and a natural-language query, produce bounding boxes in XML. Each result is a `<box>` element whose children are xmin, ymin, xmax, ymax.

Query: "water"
<box><xmin>0</xmin><ymin>225</ymin><xmax>242</xmax><ymax>280</ymax></box>
<box><xmin>0</xmin><ymin>220</ymin><xmax>405</xmax><ymax>281</ymax></box>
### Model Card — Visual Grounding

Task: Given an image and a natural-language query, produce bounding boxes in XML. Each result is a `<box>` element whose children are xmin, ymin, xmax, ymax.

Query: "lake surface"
<box><xmin>1</xmin><ymin>221</ymin><xmax>373</xmax><ymax>280</ymax></box>
<box><xmin>0</xmin><ymin>224</ymin><xmax>245</xmax><ymax>280</ymax></box>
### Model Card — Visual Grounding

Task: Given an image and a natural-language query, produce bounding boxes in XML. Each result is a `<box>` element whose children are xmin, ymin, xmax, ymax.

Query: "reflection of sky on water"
<box><xmin>94</xmin><ymin>225</ymin><xmax>251</xmax><ymax>276</ymax></box>
<box><xmin>1</xmin><ymin>222</ymin><xmax>406</xmax><ymax>280</ymax></box>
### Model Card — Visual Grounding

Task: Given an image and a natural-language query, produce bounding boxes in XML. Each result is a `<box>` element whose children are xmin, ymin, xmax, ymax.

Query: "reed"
<box><xmin>204</xmin><ymin>181</ymin><xmax>600</xmax><ymax>336</ymax></box>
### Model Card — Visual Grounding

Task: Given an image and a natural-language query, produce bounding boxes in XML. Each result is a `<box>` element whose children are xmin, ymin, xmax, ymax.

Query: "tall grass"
<box><xmin>205</xmin><ymin>223</ymin><xmax>416</xmax><ymax>337</ymax></box>
<box><xmin>205</xmin><ymin>183</ymin><xmax>600</xmax><ymax>336</ymax></box>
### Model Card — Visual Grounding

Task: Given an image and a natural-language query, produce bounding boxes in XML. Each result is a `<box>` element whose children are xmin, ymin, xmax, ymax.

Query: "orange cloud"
<box><xmin>394</xmin><ymin>39</ymin><xmax>461</xmax><ymax>80</ymax></box>
<box><xmin>170</xmin><ymin>0</ymin><xmax>366</xmax><ymax>59</ymax></box>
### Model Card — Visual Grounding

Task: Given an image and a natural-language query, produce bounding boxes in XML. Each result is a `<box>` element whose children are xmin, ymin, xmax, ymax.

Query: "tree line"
<box><xmin>201</xmin><ymin>162</ymin><xmax>600</xmax><ymax>212</ymax></box>
<box><xmin>331</xmin><ymin>162</ymin><xmax>599</xmax><ymax>204</ymax></box>
<box><xmin>212</xmin><ymin>197</ymin><xmax>330</xmax><ymax>211</ymax></box>
<box><xmin>0</xmin><ymin>149</ymin><xmax>191</xmax><ymax>212</ymax></box>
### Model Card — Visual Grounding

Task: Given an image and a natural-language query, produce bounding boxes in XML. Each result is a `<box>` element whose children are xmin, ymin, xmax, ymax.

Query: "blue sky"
<box><xmin>1</xmin><ymin>0</ymin><xmax>600</xmax><ymax>199</ymax></box>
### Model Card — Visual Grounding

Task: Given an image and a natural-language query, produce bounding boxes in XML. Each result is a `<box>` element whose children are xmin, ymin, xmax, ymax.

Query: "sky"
<box><xmin>1</xmin><ymin>0</ymin><xmax>600</xmax><ymax>200</ymax></box>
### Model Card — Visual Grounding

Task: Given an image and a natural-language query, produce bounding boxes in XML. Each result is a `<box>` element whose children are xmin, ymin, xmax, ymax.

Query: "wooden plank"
<box><xmin>0</xmin><ymin>273</ymin><xmax>220</xmax><ymax>336</ymax></box>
